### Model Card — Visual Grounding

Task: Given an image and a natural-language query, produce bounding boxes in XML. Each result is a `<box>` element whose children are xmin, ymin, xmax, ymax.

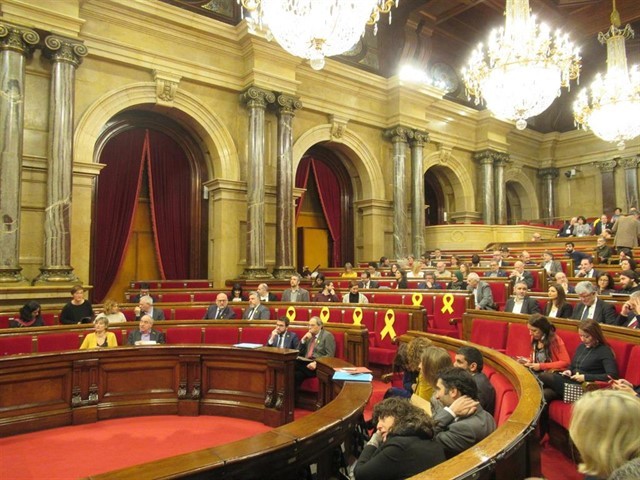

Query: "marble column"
<box><xmin>410</xmin><ymin>130</ymin><xmax>428</xmax><ymax>258</ymax></box>
<box><xmin>595</xmin><ymin>159</ymin><xmax>618</xmax><ymax>215</ymax></box>
<box><xmin>240</xmin><ymin>86</ymin><xmax>275</xmax><ymax>279</ymax></box>
<box><xmin>493</xmin><ymin>153</ymin><xmax>510</xmax><ymax>225</ymax></box>
<box><xmin>538</xmin><ymin>168</ymin><xmax>559</xmax><ymax>225</ymax></box>
<box><xmin>34</xmin><ymin>35</ymin><xmax>87</xmax><ymax>284</ymax></box>
<box><xmin>473</xmin><ymin>150</ymin><xmax>496</xmax><ymax>225</ymax></box>
<box><xmin>620</xmin><ymin>156</ymin><xmax>639</xmax><ymax>211</ymax></box>
<box><xmin>272</xmin><ymin>93</ymin><xmax>302</xmax><ymax>279</ymax></box>
<box><xmin>384</xmin><ymin>126</ymin><xmax>413</xmax><ymax>260</ymax></box>
<box><xmin>0</xmin><ymin>22</ymin><xmax>39</xmax><ymax>283</ymax></box>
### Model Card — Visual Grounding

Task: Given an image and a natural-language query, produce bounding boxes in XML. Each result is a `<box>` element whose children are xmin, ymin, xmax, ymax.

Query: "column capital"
<box><xmin>595</xmin><ymin>159</ymin><xmax>618</xmax><ymax>173</ymax></box>
<box><xmin>473</xmin><ymin>149</ymin><xmax>506</xmax><ymax>165</ymax></box>
<box><xmin>619</xmin><ymin>156</ymin><xmax>640</xmax><ymax>169</ymax></box>
<box><xmin>274</xmin><ymin>93</ymin><xmax>302</xmax><ymax>115</ymax></box>
<box><xmin>240</xmin><ymin>86</ymin><xmax>276</xmax><ymax>109</ymax></box>
<box><xmin>43</xmin><ymin>35</ymin><xmax>88</xmax><ymax>67</ymax></box>
<box><xmin>538</xmin><ymin>167</ymin><xmax>559</xmax><ymax>179</ymax></box>
<box><xmin>0</xmin><ymin>21</ymin><xmax>39</xmax><ymax>55</ymax></box>
<box><xmin>329</xmin><ymin>114</ymin><xmax>349</xmax><ymax>140</ymax></box>
<box><xmin>411</xmin><ymin>130</ymin><xmax>429</xmax><ymax>147</ymax></box>
<box><xmin>384</xmin><ymin>125</ymin><xmax>414</xmax><ymax>143</ymax></box>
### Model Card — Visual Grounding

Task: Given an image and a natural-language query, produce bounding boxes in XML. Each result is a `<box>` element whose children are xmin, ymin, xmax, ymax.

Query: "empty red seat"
<box><xmin>165</xmin><ymin>327</ymin><xmax>203</xmax><ymax>344</ymax></box>
<box><xmin>37</xmin><ymin>333</ymin><xmax>82</xmax><ymax>352</ymax></box>
<box><xmin>625</xmin><ymin>346</ymin><xmax>640</xmax><ymax>386</ymax></box>
<box><xmin>204</xmin><ymin>327</ymin><xmax>239</xmax><ymax>345</ymax></box>
<box><xmin>491</xmin><ymin>373</ymin><xmax>516</xmax><ymax>426</ymax></box>
<box><xmin>470</xmin><ymin>319</ymin><xmax>508</xmax><ymax>351</ymax></box>
<box><xmin>172</xmin><ymin>307</ymin><xmax>207</xmax><ymax>320</ymax></box>
<box><xmin>505</xmin><ymin>323</ymin><xmax>531</xmax><ymax>358</ymax></box>
<box><xmin>192</xmin><ymin>292</ymin><xmax>218</xmax><ymax>302</ymax></box>
<box><xmin>0</xmin><ymin>336</ymin><xmax>33</xmax><ymax>356</ymax></box>
<box><xmin>240</xmin><ymin>327</ymin><xmax>272</xmax><ymax>345</ymax></box>
<box><xmin>158</xmin><ymin>293</ymin><xmax>192</xmax><ymax>303</ymax></box>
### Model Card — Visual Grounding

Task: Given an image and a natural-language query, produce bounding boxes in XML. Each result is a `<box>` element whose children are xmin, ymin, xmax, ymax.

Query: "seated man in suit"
<box><xmin>540</xmin><ymin>251</ymin><xmax>562</xmax><ymax>279</ymax></box>
<box><xmin>466</xmin><ymin>273</ymin><xmax>495</xmax><ymax>310</ymax></box>
<box><xmin>454</xmin><ymin>346</ymin><xmax>496</xmax><ymax>416</ymax></box>
<box><xmin>554</xmin><ymin>271</ymin><xmax>575</xmax><ymax>294</ymax></box>
<box><xmin>127</xmin><ymin>314</ymin><xmax>166</xmax><ymax>345</ymax></box>
<box><xmin>134</xmin><ymin>295</ymin><xmax>165</xmax><ymax>321</ymax></box>
<box><xmin>358</xmin><ymin>271</ymin><xmax>379</xmax><ymax>289</ymax></box>
<box><xmin>508</xmin><ymin>261</ymin><xmax>534</xmax><ymax>289</ymax></box>
<box><xmin>433</xmin><ymin>367</ymin><xmax>496</xmax><ymax>458</ymax></box>
<box><xmin>203</xmin><ymin>293</ymin><xmax>237</xmax><ymax>319</ymax></box>
<box><xmin>485</xmin><ymin>260</ymin><xmax>508</xmax><ymax>278</ymax></box>
<box><xmin>571</xmin><ymin>281</ymin><xmax>617</xmax><ymax>325</ymax></box>
<box><xmin>257</xmin><ymin>283</ymin><xmax>277</xmax><ymax>302</ymax></box>
<box><xmin>575</xmin><ymin>256</ymin><xmax>600</xmax><ymax>279</ymax></box>
<box><xmin>242</xmin><ymin>291</ymin><xmax>270</xmax><ymax>320</ymax></box>
<box><xmin>131</xmin><ymin>282</ymin><xmax>156</xmax><ymax>303</ymax></box>
<box><xmin>420</xmin><ymin>271</ymin><xmax>443</xmax><ymax>290</ymax></box>
<box><xmin>266</xmin><ymin>317</ymin><xmax>300</xmax><ymax>348</ymax></box>
<box><xmin>594</xmin><ymin>236</ymin><xmax>613</xmax><ymax>264</ymax></box>
<box><xmin>618</xmin><ymin>291</ymin><xmax>640</xmax><ymax>329</ymax></box>
<box><xmin>505</xmin><ymin>281</ymin><xmax>540</xmax><ymax>314</ymax></box>
<box><xmin>281</xmin><ymin>274</ymin><xmax>311</xmax><ymax>302</ymax></box>
<box><xmin>295</xmin><ymin>316</ymin><xmax>336</xmax><ymax>388</ymax></box>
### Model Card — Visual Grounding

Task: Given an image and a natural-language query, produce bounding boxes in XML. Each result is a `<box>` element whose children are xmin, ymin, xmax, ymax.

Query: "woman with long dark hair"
<box><xmin>544</xmin><ymin>284</ymin><xmax>573</xmax><ymax>318</ymax></box>
<box><xmin>520</xmin><ymin>314</ymin><xmax>570</xmax><ymax>372</ymax></box>
<box><xmin>10</xmin><ymin>301</ymin><xmax>45</xmax><ymax>328</ymax></box>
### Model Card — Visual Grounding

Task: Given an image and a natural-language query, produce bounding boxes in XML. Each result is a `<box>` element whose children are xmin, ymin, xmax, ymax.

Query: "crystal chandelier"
<box><xmin>237</xmin><ymin>0</ymin><xmax>397</xmax><ymax>70</ymax></box>
<box><xmin>462</xmin><ymin>0</ymin><xmax>581</xmax><ymax>130</ymax></box>
<box><xmin>573</xmin><ymin>1</ymin><xmax>640</xmax><ymax>150</ymax></box>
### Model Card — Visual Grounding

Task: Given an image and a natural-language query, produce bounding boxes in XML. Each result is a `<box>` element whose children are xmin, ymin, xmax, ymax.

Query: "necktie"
<box><xmin>217</xmin><ymin>308</ymin><xmax>223</xmax><ymax>319</ymax></box>
<box><xmin>278</xmin><ymin>335</ymin><xmax>284</xmax><ymax>348</ymax></box>
<box><xmin>628</xmin><ymin>316</ymin><xmax>638</xmax><ymax>329</ymax></box>
<box><xmin>248</xmin><ymin>308</ymin><xmax>255</xmax><ymax>320</ymax></box>
<box><xmin>306</xmin><ymin>336</ymin><xmax>317</xmax><ymax>358</ymax></box>
<box><xmin>581</xmin><ymin>305</ymin><xmax>589</xmax><ymax>320</ymax></box>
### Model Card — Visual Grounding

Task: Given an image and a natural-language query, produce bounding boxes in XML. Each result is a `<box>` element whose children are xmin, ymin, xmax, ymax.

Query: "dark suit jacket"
<box><xmin>509</xmin><ymin>271</ymin><xmax>534</xmax><ymax>289</ymax></box>
<box><xmin>571</xmin><ymin>299</ymin><xmax>618</xmax><ymax>325</ymax></box>
<box><xmin>203</xmin><ymin>305</ymin><xmax>236</xmax><ymax>320</ymax></box>
<box><xmin>259</xmin><ymin>293</ymin><xmax>278</xmax><ymax>302</ymax></box>
<box><xmin>358</xmin><ymin>280</ymin><xmax>380</xmax><ymax>289</ymax></box>
<box><xmin>281</xmin><ymin>288</ymin><xmax>310</xmax><ymax>302</ymax></box>
<box><xmin>544</xmin><ymin>302</ymin><xmax>574</xmax><ymax>319</ymax></box>
<box><xmin>485</xmin><ymin>270</ymin><xmax>508</xmax><ymax>278</ymax></box>
<box><xmin>242</xmin><ymin>304</ymin><xmax>270</xmax><ymax>320</ymax></box>
<box><xmin>135</xmin><ymin>308</ymin><xmax>165</xmax><ymax>321</ymax></box>
<box><xmin>617</xmin><ymin>313</ymin><xmax>639</xmax><ymax>328</ymax></box>
<box><xmin>505</xmin><ymin>297</ymin><xmax>540</xmax><ymax>314</ymax></box>
<box><xmin>267</xmin><ymin>330</ymin><xmax>300</xmax><ymax>349</ymax></box>
<box><xmin>298</xmin><ymin>329</ymin><xmax>336</xmax><ymax>359</ymax></box>
<box><xmin>474</xmin><ymin>372</ymin><xmax>496</xmax><ymax>416</ymax></box>
<box><xmin>433</xmin><ymin>405</ymin><xmax>496</xmax><ymax>458</ymax></box>
<box><xmin>127</xmin><ymin>329</ymin><xmax>166</xmax><ymax>345</ymax></box>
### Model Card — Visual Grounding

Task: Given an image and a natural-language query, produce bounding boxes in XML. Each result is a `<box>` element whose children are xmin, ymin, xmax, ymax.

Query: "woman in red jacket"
<box><xmin>521</xmin><ymin>314</ymin><xmax>570</xmax><ymax>372</ymax></box>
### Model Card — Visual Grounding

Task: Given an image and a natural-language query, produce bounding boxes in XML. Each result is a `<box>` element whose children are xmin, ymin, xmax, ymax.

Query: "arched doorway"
<box><xmin>91</xmin><ymin>111</ymin><xmax>208</xmax><ymax>302</ymax></box>
<box><xmin>506</xmin><ymin>181</ymin><xmax>525</xmax><ymax>224</ymax></box>
<box><xmin>425</xmin><ymin>172</ymin><xmax>445</xmax><ymax>225</ymax></box>
<box><xmin>295</xmin><ymin>145</ymin><xmax>354</xmax><ymax>269</ymax></box>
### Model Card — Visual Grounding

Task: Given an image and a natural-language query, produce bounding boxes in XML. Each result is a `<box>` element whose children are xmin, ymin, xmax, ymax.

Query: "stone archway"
<box><xmin>504</xmin><ymin>169</ymin><xmax>540</xmax><ymax>222</ymax></box>
<box><xmin>424</xmin><ymin>151</ymin><xmax>476</xmax><ymax>223</ymax></box>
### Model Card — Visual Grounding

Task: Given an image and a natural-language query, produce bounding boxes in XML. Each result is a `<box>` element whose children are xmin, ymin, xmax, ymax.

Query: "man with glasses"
<box><xmin>267</xmin><ymin>317</ymin><xmax>300</xmax><ymax>348</ymax></box>
<box><xmin>571</xmin><ymin>281</ymin><xmax>617</xmax><ymax>324</ymax></box>
<box><xmin>295</xmin><ymin>316</ymin><xmax>336</xmax><ymax>388</ymax></box>
<box><xmin>203</xmin><ymin>293</ymin><xmax>236</xmax><ymax>319</ymax></box>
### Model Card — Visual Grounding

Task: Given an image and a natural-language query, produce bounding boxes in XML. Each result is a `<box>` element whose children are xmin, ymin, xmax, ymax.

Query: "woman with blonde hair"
<box><xmin>79</xmin><ymin>317</ymin><xmax>118</xmax><ymax>349</ymax></box>
<box><xmin>95</xmin><ymin>298</ymin><xmax>127</xmax><ymax>324</ymax></box>
<box><xmin>570</xmin><ymin>390</ymin><xmax>640</xmax><ymax>479</ymax></box>
<box><xmin>411</xmin><ymin>346</ymin><xmax>452</xmax><ymax>414</ymax></box>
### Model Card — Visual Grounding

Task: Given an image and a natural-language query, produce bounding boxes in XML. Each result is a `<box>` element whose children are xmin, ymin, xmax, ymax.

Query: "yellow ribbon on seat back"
<box><xmin>412</xmin><ymin>293</ymin><xmax>423</xmax><ymax>306</ymax></box>
<box><xmin>286</xmin><ymin>306</ymin><xmax>296</xmax><ymax>322</ymax></box>
<box><xmin>352</xmin><ymin>307</ymin><xmax>363</xmax><ymax>326</ymax></box>
<box><xmin>380</xmin><ymin>309</ymin><xmax>397</xmax><ymax>340</ymax></box>
<box><xmin>441</xmin><ymin>293</ymin><xmax>454</xmax><ymax>314</ymax></box>
<box><xmin>320</xmin><ymin>306</ymin><xmax>330</xmax><ymax>323</ymax></box>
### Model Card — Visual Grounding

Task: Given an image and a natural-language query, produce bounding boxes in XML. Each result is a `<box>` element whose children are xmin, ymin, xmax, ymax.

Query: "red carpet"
<box><xmin>0</xmin><ymin>415</ymin><xmax>272</xmax><ymax>479</ymax></box>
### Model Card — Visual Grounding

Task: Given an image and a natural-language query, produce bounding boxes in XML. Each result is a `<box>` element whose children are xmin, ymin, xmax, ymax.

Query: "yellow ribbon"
<box><xmin>320</xmin><ymin>306</ymin><xmax>330</xmax><ymax>323</ymax></box>
<box><xmin>412</xmin><ymin>293</ymin><xmax>423</xmax><ymax>306</ymax></box>
<box><xmin>286</xmin><ymin>306</ymin><xmax>296</xmax><ymax>322</ymax></box>
<box><xmin>380</xmin><ymin>309</ymin><xmax>397</xmax><ymax>341</ymax></box>
<box><xmin>440</xmin><ymin>294</ymin><xmax>454</xmax><ymax>314</ymax></box>
<box><xmin>352</xmin><ymin>307</ymin><xmax>363</xmax><ymax>326</ymax></box>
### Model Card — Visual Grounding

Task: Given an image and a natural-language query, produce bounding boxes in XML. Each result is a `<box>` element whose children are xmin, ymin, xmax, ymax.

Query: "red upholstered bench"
<box><xmin>471</xmin><ymin>319</ymin><xmax>508</xmax><ymax>352</ymax></box>
<box><xmin>37</xmin><ymin>333</ymin><xmax>83</xmax><ymax>352</ymax></box>
<box><xmin>165</xmin><ymin>327</ymin><xmax>203</xmax><ymax>344</ymax></box>
<box><xmin>172</xmin><ymin>307</ymin><xmax>207</xmax><ymax>320</ymax></box>
<box><xmin>0</xmin><ymin>336</ymin><xmax>34</xmax><ymax>356</ymax></box>
<box><xmin>505</xmin><ymin>323</ymin><xmax>531</xmax><ymax>358</ymax></box>
<box><xmin>41</xmin><ymin>313</ymin><xmax>59</xmax><ymax>326</ymax></box>
<box><xmin>204</xmin><ymin>327</ymin><xmax>240</xmax><ymax>345</ymax></box>
<box><xmin>0</xmin><ymin>314</ymin><xmax>12</xmax><ymax>329</ymax></box>
<box><xmin>429</xmin><ymin>294</ymin><xmax>467</xmax><ymax>338</ymax></box>
<box><xmin>158</xmin><ymin>293</ymin><xmax>192</xmax><ymax>303</ymax></box>
<box><xmin>192</xmin><ymin>292</ymin><xmax>218</xmax><ymax>302</ymax></box>
<box><xmin>240</xmin><ymin>327</ymin><xmax>272</xmax><ymax>345</ymax></box>
<box><xmin>369</xmin><ymin>310</ymin><xmax>410</xmax><ymax>371</ymax></box>
<box><xmin>491</xmin><ymin>372</ymin><xmax>518</xmax><ymax>426</ymax></box>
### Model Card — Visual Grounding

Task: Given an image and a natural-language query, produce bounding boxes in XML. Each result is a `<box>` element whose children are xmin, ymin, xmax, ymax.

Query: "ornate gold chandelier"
<box><xmin>573</xmin><ymin>1</ymin><xmax>640</xmax><ymax>150</ymax></box>
<box><xmin>462</xmin><ymin>0</ymin><xmax>581</xmax><ymax>130</ymax></box>
<box><xmin>237</xmin><ymin>0</ymin><xmax>397</xmax><ymax>70</ymax></box>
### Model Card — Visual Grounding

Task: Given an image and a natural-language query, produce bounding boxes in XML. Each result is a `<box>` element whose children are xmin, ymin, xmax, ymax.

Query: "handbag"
<box><xmin>562</xmin><ymin>381</ymin><xmax>585</xmax><ymax>403</ymax></box>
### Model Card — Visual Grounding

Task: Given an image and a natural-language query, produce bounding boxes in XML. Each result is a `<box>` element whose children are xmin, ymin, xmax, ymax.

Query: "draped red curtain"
<box><xmin>310</xmin><ymin>159</ymin><xmax>342</xmax><ymax>266</ymax></box>
<box><xmin>294</xmin><ymin>156</ymin><xmax>312</xmax><ymax>221</ymax></box>
<box><xmin>147</xmin><ymin>130</ymin><xmax>191</xmax><ymax>279</ymax></box>
<box><xmin>93</xmin><ymin>129</ymin><xmax>146</xmax><ymax>302</ymax></box>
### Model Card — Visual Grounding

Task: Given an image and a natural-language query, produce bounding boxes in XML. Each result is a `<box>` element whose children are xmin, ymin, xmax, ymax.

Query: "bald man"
<box><xmin>204</xmin><ymin>293</ymin><xmax>237</xmax><ymax>320</ymax></box>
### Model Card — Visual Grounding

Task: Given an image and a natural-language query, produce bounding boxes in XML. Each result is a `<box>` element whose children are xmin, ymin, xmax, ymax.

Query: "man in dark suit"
<box><xmin>433</xmin><ymin>367</ymin><xmax>496</xmax><ymax>458</ymax></box>
<box><xmin>127</xmin><ymin>314</ymin><xmax>166</xmax><ymax>345</ymax></box>
<box><xmin>257</xmin><ymin>283</ymin><xmax>278</xmax><ymax>302</ymax></box>
<box><xmin>454</xmin><ymin>346</ymin><xmax>496</xmax><ymax>416</ymax></box>
<box><xmin>358</xmin><ymin>271</ymin><xmax>380</xmax><ymax>289</ymax></box>
<box><xmin>617</xmin><ymin>291</ymin><xmax>640</xmax><ymax>329</ymax></box>
<box><xmin>281</xmin><ymin>274</ymin><xmax>311</xmax><ymax>302</ymax></box>
<box><xmin>575</xmin><ymin>256</ymin><xmax>600</xmax><ymax>279</ymax></box>
<box><xmin>508</xmin><ymin>261</ymin><xmax>534</xmax><ymax>289</ymax></box>
<box><xmin>295</xmin><ymin>316</ymin><xmax>336</xmax><ymax>388</ymax></box>
<box><xmin>266</xmin><ymin>317</ymin><xmax>300</xmax><ymax>348</ymax></box>
<box><xmin>467</xmin><ymin>273</ymin><xmax>495</xmax><ymax>310</ymax></box>
<box><xmin>203</xmin><ymin>293</ymin><xmax>237</xmax><ymax>319</ymax></box>
<box><xmin>485</xmin><ymin>261</ymin><xmax>508</xmax><ymax>278</ymax></box>
<box><xmin>504</xmin><ymin>282</ymin><xmax>540</xmax><ymax>314</ymax></box>
<box><xmin>571</xmin><ymin>281</ymin><xmax>617</xmax><ymax>325</ymax></box>
<box><xmin>242</xmin><ymin>292</ymin><xmax>270</xmax><ymax>320</ymax></box>
<box><xmin>134</xmin><ymin>295</ymin><xmax>165</xmax><ymax>321</ymax></box>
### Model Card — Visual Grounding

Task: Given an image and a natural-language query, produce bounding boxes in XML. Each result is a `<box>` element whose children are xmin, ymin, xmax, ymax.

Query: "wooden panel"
<box><xmin>297</xmin><ymin>227</ymin><xmax>329</xmax><ymax>272</ymax></box>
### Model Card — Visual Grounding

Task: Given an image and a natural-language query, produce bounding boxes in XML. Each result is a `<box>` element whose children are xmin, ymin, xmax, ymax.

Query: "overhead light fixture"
<box><xmin>461</xmin><ymin>0</ymin><xmax>581</xmax><ymax>130</ymax></box>
<box><xmin>573</xmin><ymin>0</ymin><xmax>640</xmax><ymax>150</ymax></box>
<box><xmin>237</xmin><ymin>0</ymin><xmax>397</xmax><ymax>70</ymax></box>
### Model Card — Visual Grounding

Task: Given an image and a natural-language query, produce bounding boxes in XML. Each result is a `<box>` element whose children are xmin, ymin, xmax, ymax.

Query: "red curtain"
<box><xmin>295</xmin><ymin>156</ymin><xmax>312</xmax><ymax>221</ymax></box>
<box><xmin>147</xmin><ymin>130</ymin><xmax>191</xmax><ymax>279</ymax></box>
<box><xmin>93</xmin><ymin>129</ymin><xmax>146</xmax><ymax>302</ymax></box>
<box><xmin>310</xmin><ymin>159</ymin><xmax>342</xmax><ymax>266</ymax></box>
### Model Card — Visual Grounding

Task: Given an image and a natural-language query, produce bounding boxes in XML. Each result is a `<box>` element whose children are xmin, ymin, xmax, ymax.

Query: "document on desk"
<box><xmin>233</xmin><ymin>343</ymin><xmax>263</xmax><ymax>349</ymax></box>
<box><xmin>332</xmin><ymin>371</ymin><xmax>373</xmax><ymax>382</ymax></box>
